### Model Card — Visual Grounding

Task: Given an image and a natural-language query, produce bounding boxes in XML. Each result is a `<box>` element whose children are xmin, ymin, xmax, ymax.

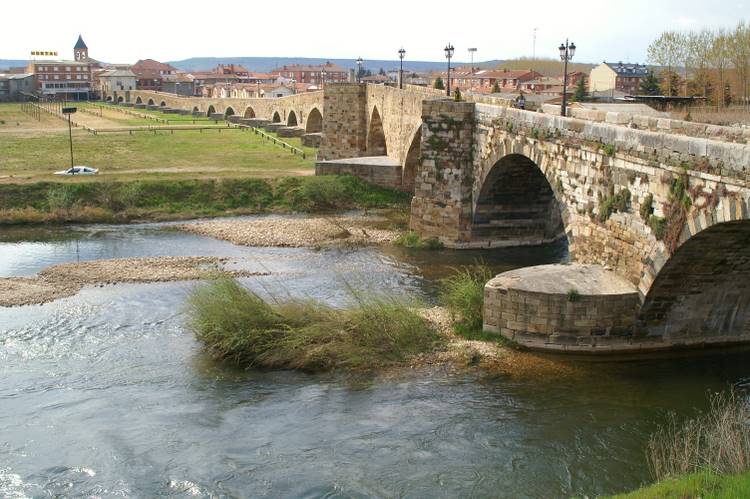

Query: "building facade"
<box><xmin>271</xmin><ymin>62</ymin><xmax>348</xmax><ymax>85</ymax></box>
<box><xmin>97</xmin><ymin>69</ymin><xmax>136</xmax><ymax>100</ymax></box>
<box><xmin>131</xmin><ymin>59</ymin><xmax>178</xmax><ymax>91</ymax></box>
<box><xmin>26</xmin><ymin>35</ymin><xmax>95</xmax><ymax>100</ymax></box>
<box><xmin>0</xmin><ymin>73</ymin><xmax>35</xmax><ymax>101</ymax></box>
<box><xmin>589</xmin><ymin>62</ymin><xmax>649</xmax><ymax>95</ymax></box>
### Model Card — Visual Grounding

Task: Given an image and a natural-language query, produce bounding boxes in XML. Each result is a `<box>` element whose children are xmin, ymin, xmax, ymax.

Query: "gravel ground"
<box><xmin>178</xmin><ymin>216</ymin><xmax>401</xmax><ymax>248</ymax></box>
<box><xmin>0</xmin><ymin>256</ymin><xmax>267</xmax><ymax>307</ymax></box>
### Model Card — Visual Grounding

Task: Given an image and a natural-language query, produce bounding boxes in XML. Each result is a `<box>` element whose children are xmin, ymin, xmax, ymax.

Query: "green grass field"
<box><xmin>0</xmin><ymin>103</ymin><xmax>316</xmax><ymax>183</ymax></box>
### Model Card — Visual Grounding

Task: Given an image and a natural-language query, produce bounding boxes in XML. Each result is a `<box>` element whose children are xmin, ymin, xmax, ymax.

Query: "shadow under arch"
<box><xmin>472</xmin><ymin>153</ymin><xmax>567</xmax><ymax>247</ymax></box>
<box><xmin>367</xmin><ymin>106</ymin><xmax>387</xmax><ymax>156</ymax></box>
<box><xmin>305</xmin><ymin>107</ymin><xmax>322</xmax><ymax>133</ymax></box>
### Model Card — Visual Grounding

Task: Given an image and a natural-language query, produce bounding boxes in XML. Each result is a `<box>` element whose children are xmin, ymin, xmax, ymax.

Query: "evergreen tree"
<box><xmin>491</xmin><ymin>81</ymin><xmax>500</xmax><ymax>93</ymax></box>
<box><xmin>378</xmin><ymin>68</ymin><xmax>386</xmax><ymax>76</ymax></box>
<box><xmin>639</xmin><ymin>70</ymin><xmax>662</xmax><ymax>95</ymax></box>
<box><xmin>434</xmin><ymin>77</ymin><xmax>445</xmax><ymax>90</ymax></box>
<box><xmin>572</xmin><ymin>76</ymin><xmax>587</xmax><ymax>102</ymax></box>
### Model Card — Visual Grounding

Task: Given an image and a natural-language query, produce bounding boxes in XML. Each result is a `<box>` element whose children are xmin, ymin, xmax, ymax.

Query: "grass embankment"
<box><xmin>613</xmin><ymin>391</ymin><xmax>750</xmax><ymax>498</ymax></box>
<box><xmin>0</xmin><ymin>102</ymin><xmax>317</xmax><ymax>182</ymax></box>
<box><xmin>0</xmin><ymin>175</ymin><xmax>411</xmax><ymax>224</ymax></box>
<box><xmin>187</xmin><ymin>279</ymin><xmax>445</xmax><ymax>371</ymax></box>
<box><xmin>393</xmin><ymin>230</ymin><xmax>444</xmax><ymax>249</ymax></box>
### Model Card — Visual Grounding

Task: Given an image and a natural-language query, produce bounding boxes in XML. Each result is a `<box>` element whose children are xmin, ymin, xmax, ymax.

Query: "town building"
<box><xmin>589</xmin><ymin>62</ymin><xmax>649</xmax><ymax>96</ymax></box>
<box><xmin>0</xmin><ymin>73</ymin><xmax>35</xmax><ymax>101</ymax></box>
<box><xmin>26</xmin><ymin>35</ymin><xmax>96</xmax><ymax>100</ymax></box>
<box><xmin>96</xmin><ymin>69</ymin><xmax>137</xmax><ymax>101</ymax></box>
<box><xmin>162</xmin><ymin>73</ymin><xmax>195</xmax><ymax>96</ymax></box>
<box><xmin>271</xmin><ymin>62</ymin><xmax>348</xmax><ymax>85</ymax></box>
<box><xmin>434</xmin><ymin>68</ymin><xmax>542</xmax><ymax>93</ymax></box>
<box><xmin>131</xmin><ymin>59</ymin><xmax>178</xmax><ymax>91</ymax></box>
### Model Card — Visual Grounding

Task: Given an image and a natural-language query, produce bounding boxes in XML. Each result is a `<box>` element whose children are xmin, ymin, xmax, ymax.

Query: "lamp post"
<box><xmin>62</xmin><ymin>106</ymin><xmax>77</xmax><ymax>172</ymax></box>
<box><xmin>558</xmin><ymin>39</ymin><xmax>576</xmax><ymax>117</ymax></box>
<box><xmin>321</xmin><ymin>69</ymin><xmax>327</xmax><ymax>88</ymax></box>
<box><xmin>356</xmin><ymin>57</ymin><xmax>364</xmax><ymax>83</ymax></box>
<box><xmin>444</xmin><ymin>43</ymin><xmax>454</xmax><ymax>97</ymax></box>
<box><xmin>398</xmin><ymin>47</ymin><xmax>406</xmax><ymax>89</ymax></box>
<box><xmin>468</xmin><ymin>47</ymin><xmax>477</xmax><ymax>91</ymax></box>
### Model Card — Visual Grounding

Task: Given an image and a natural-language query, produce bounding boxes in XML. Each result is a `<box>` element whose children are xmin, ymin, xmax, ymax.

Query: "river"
<box><xmin>1</xmin><ymin>219</ymin><xmax>748</xmax><ymax>498</ymax></box>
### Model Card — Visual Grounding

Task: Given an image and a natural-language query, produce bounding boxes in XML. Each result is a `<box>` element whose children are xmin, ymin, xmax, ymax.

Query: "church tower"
<box><xmin>74</xmin><ymin>35</ymin><xmax>88</xmax><ymax>61</ymax></box>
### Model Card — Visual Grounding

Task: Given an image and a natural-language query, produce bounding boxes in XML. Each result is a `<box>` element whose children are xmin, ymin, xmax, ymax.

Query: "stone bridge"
<box><xmin>117</xmin><ymin>89</ymin><xmax>325</xmax><ymax>134</ymax></box>
<box><xmin>316</xmin><ymin>85</ymin><xmax>750</xmax><ymax>353</ymax></box>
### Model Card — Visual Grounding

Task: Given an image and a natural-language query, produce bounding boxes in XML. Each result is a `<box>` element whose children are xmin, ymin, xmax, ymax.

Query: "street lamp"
<box><xmin>62</xmin><ymin>106</ymin><xmax>77</xmax><ymax>172</ymax></box>
<box><xmin>356</xmin><ymin>57</ymin><xmax>364</xmax><ymax>83</ymax></box>
<box><xmin>398</xmin><ymin>47</ymin><xmax>406</xmax><ymax>89</ymax></box>
<box><xmin>559</xmin><ymin>39</ymin><xmax>576</xmax><ymax>116</ymax></box>
<box><xmin>321</xmin><ymin>69</ymin><xmax>327</xmax><ymax>88</ymax></box>
<box><xmin>444</xmin><ymin>43</ymin><xmax>455</xmax><ymax>97</ymax></box>
<box><xmin>468</xmin><ymin>47</ymin><xmax>477</xmax><ymax>91</ymax></box>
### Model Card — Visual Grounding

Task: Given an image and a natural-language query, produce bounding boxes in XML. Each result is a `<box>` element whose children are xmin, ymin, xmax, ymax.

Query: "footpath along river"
<box><xmin>1</xmin><ymin>217</ymin><xmax>749</xmax><ymax>498</ymax></box>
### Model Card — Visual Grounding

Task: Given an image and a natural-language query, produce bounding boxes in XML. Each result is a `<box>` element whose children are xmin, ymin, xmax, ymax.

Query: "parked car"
<box><xmin>54</xmin><ymin>166</ymin><xmax>99</xmax><ymax>175</ymax></box>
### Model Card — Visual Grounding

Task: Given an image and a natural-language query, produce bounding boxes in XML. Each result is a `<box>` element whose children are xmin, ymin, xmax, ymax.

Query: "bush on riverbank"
<box><xmin>647</xmin><ymin>390</ymin><xmax>750</xmax><ymax>480</ymax></box>
<box><xmin>393</xmin><ymin>230</ymin><xmax>444</xmax><ymax>249</ymax></box>
<box><xmin>0</xmin><ymin>175</ymin><xmax>411</xmax><ymax>225</ymax></box>
<box><xmin>186</xmin><ymin>279</ymin><xmax>444</xmax><ymax>371</ymax></box>
<box><xmin>439</xmin><ymin>263</ymin><xmax>495</xmax><ymax>336</ymax></box>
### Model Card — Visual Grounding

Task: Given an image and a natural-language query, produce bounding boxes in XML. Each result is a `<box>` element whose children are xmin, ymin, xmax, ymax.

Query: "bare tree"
<box><xmin>686</xmin><ymin>29</ymin><xmax>714</xmax><ymax>98</ymax></box>
<box><xmin>648</xmin><ymin>31</ymin><xmax>683</xmax><ymax>96</ymax></box>
<box><xmin>727</xmin><ymin>22</ymin><xmax>750</xmax><ymax>105</ymax></box>
<box><xmin>710</xmin><ymin>29</ymin><xmax>731</xmax><ymax>108</ymax></box>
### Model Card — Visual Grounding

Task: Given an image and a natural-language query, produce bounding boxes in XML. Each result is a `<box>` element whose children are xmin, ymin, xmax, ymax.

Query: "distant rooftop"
<box><xmin>603</xmin><ymin>61</ymin><xmax>649</xmax><ymax>77</ymax></box>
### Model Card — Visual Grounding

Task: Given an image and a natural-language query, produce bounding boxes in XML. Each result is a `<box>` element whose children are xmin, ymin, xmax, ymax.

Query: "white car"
<box><xmin>54</xmin><ymin>166</ymin><xmax>99</xmax><ymax>175</ymax></box>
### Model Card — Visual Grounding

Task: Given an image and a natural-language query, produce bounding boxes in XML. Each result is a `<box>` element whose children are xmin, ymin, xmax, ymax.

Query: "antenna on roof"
<box><xmin>532</xmin><ymin>28</ymin><xmax>537</xmax><ymax>59</ymax></box>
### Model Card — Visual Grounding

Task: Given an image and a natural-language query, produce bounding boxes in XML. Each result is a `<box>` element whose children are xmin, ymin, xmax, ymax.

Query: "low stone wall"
<box><xmin>302</xmin><ymin>133</ymin><xmax>321</xmax><ymax>147</ymax></box>
<box><xmin>316</xmin><ymin>157</ymin><xmax>402</xmax><ymax>190</ymax></box>
<box><xmin>484</xmin><ymin>264</ymin><xmax>642</xmax><ymax>352</ymax></box>
<box><xmin>277</xmin><ymin>126</ymin><xmax>304</xmax><ymax>138</ymax></box>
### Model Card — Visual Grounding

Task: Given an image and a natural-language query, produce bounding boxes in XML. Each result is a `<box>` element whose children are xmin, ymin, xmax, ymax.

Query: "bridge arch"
<box><xmin>287</xmin><ymin>110</ymin><xmax>298</xmax><ymax>127</ymax></box>
<box><xmin>117</xmin><ymin>96</ymin><xmax>124</xmax><ymax>103</ymax></box>
<box><xmin>224</xmin><ymin>106</ymin><xmax>235</xmax><ymax>118</ymax></box>
<box><xmin>472</xmin><ymin>152</ymin><xmax>567</xmax><ymax>247</ymax></box>
<box><xmin>272</xmin><ymin>111</ymin><xmax>281</xmax><ymax>123</ymax></box>
<box><xmin>305</xmin><ymin>107</ymin><xmax>322</xmax><ymax>133</ymax></box>
<box><xmin>105</xmin><ymin>96</ymin><xmax>113</xmax><ymax>102</ymax></box>
<box><xmin>367</xmin><ymin>106</ymin><xmax>387</xmax><ymax>156</ymax></box>
<box><xmin>192</xmin><ymin>106</ymin><xmax>199</xmax><ymax>114</ymax></box>
<box><xmin>135</xmin><ymin>96</ymin><xmax>143</xmax><ymax>104</ymax></box>
<box><xmin>206</xmin><ymin>105</ymin><xmax>216</xmax><ymax>117</ymax></box>
<box><xmin>402</xmin><ymin>125</ymin><xmax>421</xmax><ymax>193</ymax></box>
<box><xmin>243</xmin><ymin>106</ymin><xmax>256</xmax><ymax>119</ymax></box>
<box><xmin>159</xmin><ymin>101</ymin><xmax>167</xmax><ymax>107</ymax></box>
<box><xmin>147</xmin><ymin>98</ymin><xmax>155</xmax><ymax>106</ymax></box>
<box><xmin>638</xmin><ymin>198</ymin><xmax>750</xmax><ymax>342</ymax></box>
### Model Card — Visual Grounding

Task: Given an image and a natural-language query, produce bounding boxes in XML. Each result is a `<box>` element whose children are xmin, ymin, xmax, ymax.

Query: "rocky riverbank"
<box><xmin>178</xmin><ymin>216</ymin><xmax>401</xmax><ymax>248</ymax></box>
<box><xmin>0</xmin><ymin>256</ymin><xmax>268</xmax><ymax>307</ymax></box>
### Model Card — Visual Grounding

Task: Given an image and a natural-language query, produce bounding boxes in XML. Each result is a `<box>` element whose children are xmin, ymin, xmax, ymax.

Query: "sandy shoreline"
<box><xmin>179</xmin><ymin>216</ymin><xmax>401</xmax><ymax>248</ymax></box>
<box><xmin>0</xmin><ymin>256</ymin><xmax>267</xmax><ymax>307</ymax></box>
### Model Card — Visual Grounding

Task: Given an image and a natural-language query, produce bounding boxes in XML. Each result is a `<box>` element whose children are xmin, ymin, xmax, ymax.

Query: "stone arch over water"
<box><xmin>367</xmin><ymin>106</ymin><xmax>387</xmax><ymax>156</ymax></box>
<box><xmin>305</xmin><ymin>107</ymin><xmax>322</xmax><ymax>133</ymax></box>
<box><xmin>224</xmin><ymin>106</ymin><xmax>235</xmax><ymax>118</ymax></box>
<box><xmin>147</xmin><ymin>98</ymin><xmax>155</xmax><ymax>106</ymax></box>
<box><xmin>135</xmin><ymin>96</ymin><xmax>143</xmax><ymax>104</ymax></box>
<box><xmin>402</xmin><ymin>125</ymin><xmax>421</xmax><ymax>193</ymax></box>
<box><xmin>243</xmin><ymin>106</ymin><xmax>256</xmax><ymax>119</ymax></box>
<box><xmin>272</xmin><ymin>111</ymin><xmax>281</xmax><ymax>123</ymax></box>
<box><xmin>472</xmin><ymin>153</ymin><xmax>567</xmax><ymax>247</ymax></box>
<box><xmin>207</xmin><ymin>105</ymin><xmax>216</xmax><ymax>117</ymax></box>
<box><xmin>287</xmin><ymin>110</ymin><xmax>298</xmax><ymax>126</ymax></box>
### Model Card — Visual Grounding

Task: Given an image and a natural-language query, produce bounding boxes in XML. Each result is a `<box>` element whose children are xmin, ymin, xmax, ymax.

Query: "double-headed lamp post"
<box><xmin>444</xmin><ymin>43</ymin><xmax>455</xmax><ymax>97</ymax></box>
<box><xmin>321</xmin><ymin>69</ymin><xmax>327</xmax><ymax>88</ymax></box>
<box><xmin>356</xmin><ymin>57</ymin><xmax>364</xmax><ymax>83</ymax></box>
<box><xmin>559</xmin><ymin>39</ymin><xmax>576</xmax><ymax>117</ymax></box>
<box><xmin>398</xmin><ymin>47</ymin><xmax>406</xmax><ymax>89</ymax></box>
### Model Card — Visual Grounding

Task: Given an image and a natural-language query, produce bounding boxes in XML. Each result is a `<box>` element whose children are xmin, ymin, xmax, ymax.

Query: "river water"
<box><xmin>1</xmin><ymin>219</ymin><xmax>748</xmax><ymax>498</ymax></box>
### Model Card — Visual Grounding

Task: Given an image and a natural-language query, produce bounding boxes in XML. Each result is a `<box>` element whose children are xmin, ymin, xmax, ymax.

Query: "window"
<box><xmin>65</xmin><ymin>66</ymin><xmax>71</xmax><ymax>72</ymax></box>
<box><xmin>53</xmin><ymin>66</ymin><xmax>59</xmax><ymax>71</ymax></box>
<box><xmin>54</xmin><ymin>75</ymin><xmax>59</xmax><ymax>80</ymax></box>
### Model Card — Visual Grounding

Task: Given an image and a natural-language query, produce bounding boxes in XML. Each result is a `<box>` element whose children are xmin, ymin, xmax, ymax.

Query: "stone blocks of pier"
<box><xmin>227</xmin><ymin>115</ymin><xmax>241</xmax><ymax>124</ymax></box>
<box><xmin>484</xmin><ymin>264</ymin><xmax>641</xmax><ymax>352</ymax></box>
<box><xmin>277</xmin><ymin>126</ymin><xmax>304</xmax><ymax>138</ymax></box>
<box><xmin>316</xmin><ymin>156</ymin><xmax>402</xmax><ymax>189</ymax></box>
<box><xmin>302</xmin><ymin>133</ymin><xmax>321</xmax><ymax>148</ymax></box>
<box><xmin>241</xmin><ymin>118</ymin><xmax>269</xmax><ymax>127</ymax></box>
<box><xmin>209</xmin><ymin>113</ymin><xmax>224</xmax><ymax>120</ymax></box>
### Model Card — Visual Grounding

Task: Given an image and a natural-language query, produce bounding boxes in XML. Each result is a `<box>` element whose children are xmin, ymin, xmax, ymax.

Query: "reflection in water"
<box><xmin>0</xmin><ymin>220</ymin><xmax>747</xmax><ymax>498</ymax></box>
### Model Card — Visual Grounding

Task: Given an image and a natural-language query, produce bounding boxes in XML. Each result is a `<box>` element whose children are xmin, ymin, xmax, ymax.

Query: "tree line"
<box><xmin>647</xmin><ymin>23</ymin><xmax>750</xmax><ymax>106</ymax></box>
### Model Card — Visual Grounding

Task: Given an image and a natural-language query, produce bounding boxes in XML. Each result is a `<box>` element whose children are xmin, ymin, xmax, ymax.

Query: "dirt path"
<box><xmin>0</xmin><ymin>256</ymin><xmax>268</xmax><ymax>307</ymax></box>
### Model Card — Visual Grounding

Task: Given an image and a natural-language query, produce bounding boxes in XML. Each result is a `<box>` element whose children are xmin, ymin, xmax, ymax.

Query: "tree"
<box><xmin>710</xmin><ymin>29</ymin><xmax>730</xmax><ymax>108</ymax></box>
<box><xmin>648</xmin><ymin>31</ymin><xmax>683</xmax><ymax>96</ymax></box>
<box><xmin>572</xmin><ymin>75</ymin><xmax>587</xmax><ymax>102</ymax></box>
<box><xmin>491</xmin><ymin>81</ymin><xmax>500</xmax><ymax>93</ymax></box>
<box><xmin>454</xmin><ymin>88</ymin><xmax>462</xmax><ymax>101</ymax></box>
<box><xmin>434</xmin><ymin>77</ymin><xmax>445</xmax><ymax>90</ymax></box>
<box><xmin>661</xmin><ymin>69</ymin><xmax>682</xmax><ymax>96</ymax></box>
<box><xmin>686</xmin><ymin>29</ymin><xmax>714</xmax><ymax>98</ymax></box>
<box><xmin>378</xmin><ymin>67</ymin><xmax>386</xmax><ymax>76</ymax></box>
<box><xmin>727</xmin><ymin>22</ymin><xmax>750</xmax><ymax>104</ymax></box>
<box><xmin>639</xmin><ymin>70</ymin><xmax>662</xmax><ymax>95</ymax></box>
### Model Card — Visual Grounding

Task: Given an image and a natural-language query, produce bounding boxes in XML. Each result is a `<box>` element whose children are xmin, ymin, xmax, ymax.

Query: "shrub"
<box><xmin>186</xmin><ymin>279</ymin><xmax>444</xmax><ymax>371</ymax></box>
<box><xmin>567</xmin><ymin>288</ymin><xmax>581</xmax><ymax>302</ymax></box>
<box><xmin>640</xmin><ymin>193</ymin><xmax>654</xmax><ymax>221</ymax></box>
<box><xmin>393</xmin><ymin>230</ymin><xmax>444</xmax><ymax>250</ymax></box>
<box><xmin>46</xmin><ymin>184</ymin><xmax>77</xmax><ymax>211</ymax></box>
<box><xmin>599</xmin><ymin>188</ymin><xmax>631</xmax><ymax>222</ymax></box>
<box><xmin>647</xmin><ymin>390</ymin><xmax>750</xmax><ymax>481</ymax></box>
<box><xmin>439</xmin><ymin>263</ymin><xmax>494</xmax><ymax>334</ymax></box>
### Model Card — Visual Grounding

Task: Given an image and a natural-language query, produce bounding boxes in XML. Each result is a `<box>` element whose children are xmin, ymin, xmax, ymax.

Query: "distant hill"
<box><xmin>167</xmin><ymin>57</ymin><xmax>505</xmax><ymax>74</ymax></box>
<box><xmin>0</xmin><ymin>60</ymin><xmax>30</xmax><ymax>71</ymax></box>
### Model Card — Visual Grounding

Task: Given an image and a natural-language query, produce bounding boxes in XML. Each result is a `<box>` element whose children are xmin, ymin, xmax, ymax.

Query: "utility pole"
<box><xmin>468</xmin><ymin>48</ymin><xmax>477</xmax><ymax>92</ymax></box>
<box><xmin>533</xmin><ymin>28</ymin><xmax>538</xmax><ymax>59</ymax></box>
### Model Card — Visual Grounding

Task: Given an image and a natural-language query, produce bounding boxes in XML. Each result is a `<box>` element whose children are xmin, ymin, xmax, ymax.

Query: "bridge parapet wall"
<box><xmin>477</xmin><ymin>104</ymin><xmax>750</xmax><ymax>182</ymax></box>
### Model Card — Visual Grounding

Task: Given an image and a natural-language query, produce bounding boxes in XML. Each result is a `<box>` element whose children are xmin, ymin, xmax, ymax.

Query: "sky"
<box><xmin>1</xmin><ymin>0</ymin><xmax>748</xmax><ymax>65</ymax></box>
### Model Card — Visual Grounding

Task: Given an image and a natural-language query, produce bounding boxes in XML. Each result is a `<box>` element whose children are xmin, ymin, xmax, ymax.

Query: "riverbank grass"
<box><xmin>186</xmin><ymin>279</ymin><xmax>445</xmax><ymax>371</ymax></box>
<box><xmin>439</xmin><ymin>263</ymin><xmax>495</xmax><ymax>337</ymax></box>
<box><xmin>0</xmin><ymin>174</ymin><xmax>411</xmax><ymax>224</ymax></box>
<box><xmin>610</xmin><ymin>470</ymin><xmax>750</xmax><ymax>498</ymax></box>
